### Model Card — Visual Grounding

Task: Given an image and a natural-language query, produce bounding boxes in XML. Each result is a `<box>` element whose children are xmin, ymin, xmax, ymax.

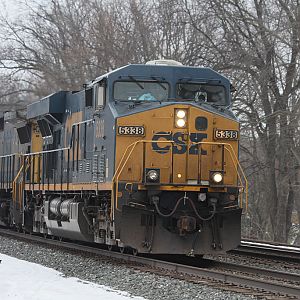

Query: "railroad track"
<box><xmin>235</xmin><ymin>240</ymin><xmax>300</xmax><ymax>264</ymax></box>
<box><xmin>0</xmin><ymin>228</ymin><xmax>299</xmax><ymax>299</ymax></box>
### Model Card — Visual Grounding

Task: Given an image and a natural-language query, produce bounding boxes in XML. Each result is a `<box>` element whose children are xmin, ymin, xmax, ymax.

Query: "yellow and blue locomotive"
<box><xmin>0</xmin><ymin>60</ymin><xmax>247</xmax><ymax>255</ymax></box>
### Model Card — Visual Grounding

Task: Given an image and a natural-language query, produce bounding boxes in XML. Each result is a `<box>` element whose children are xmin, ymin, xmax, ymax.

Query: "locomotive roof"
<box><xmin>89</xmin><ymin>64</ymin><xmax>230</xmax><ymax>87</ymax></box>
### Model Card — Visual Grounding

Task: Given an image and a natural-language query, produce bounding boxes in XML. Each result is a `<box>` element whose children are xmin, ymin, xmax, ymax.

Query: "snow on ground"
<box><xmin>0</xmin><ymin>253</ymin><xmax>146</xmax><ymax>300</ymax></box>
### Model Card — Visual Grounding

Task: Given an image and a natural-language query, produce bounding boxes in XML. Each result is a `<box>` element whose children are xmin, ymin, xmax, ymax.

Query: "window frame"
<box><xmin>113</xmin><ymin>80</ymin><xmax>170</xmax><ymax>102</ymax></box>
<box><xmin>176</xmin><ymin>83</ymin><xmax>228</xmax><ymax>105</ymax></box>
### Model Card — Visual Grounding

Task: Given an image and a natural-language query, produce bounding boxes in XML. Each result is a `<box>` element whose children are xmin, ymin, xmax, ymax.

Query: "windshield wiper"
<box><xmin>128</xmin><ymin>76</ymin><xmax>144</xmax><ymax>90</ymax></box>
<box><xmin>151</xmin><ymin>76</ymin><xmax>167</xmax><ymax>90</ymax></box>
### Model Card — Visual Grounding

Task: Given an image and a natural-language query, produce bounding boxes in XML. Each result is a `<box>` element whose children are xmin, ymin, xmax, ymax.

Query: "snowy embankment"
<box><xmin>0</xmin><ymin>253</ymin><xmax>145</xmax><ymax>300</ymax></box>
<box><xmin>0</xmin><ymin>236</ymin><xmax>256</xmax><ymax>300</ymax></box>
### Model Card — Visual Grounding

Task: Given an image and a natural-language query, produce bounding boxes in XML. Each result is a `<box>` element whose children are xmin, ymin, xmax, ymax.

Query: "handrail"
<box><xmin>23</xmin><ymin>147</ymin><xmax>69</xmax><ymax>156</ymax></box>
<box><xmin>0</xmin><ymin>153</ymin><xmax>18</xmax><ymax>159</ymax></box>
<box><xmin>111</xmin><ymin>140</ymin><xmax>174</xmax><ymax>219</ymax></box>
<box><xmin>0</xmin><ymin>153</ymin><xmax>20</xmax><ymax>189</ymax></box>
<box><xmin>192</xmin><ymin>141</ymin><xmax>248</xmax><ymax>211</ymax></box>
<box><xmin>12</xmin><ymin>166</ymin><xmax>23</xmax><ymax>204</ymax></box>
<box><xmin>12</xmin><ymin>156</ymin><xmax>31</xmax><ymax>209</ymax></box>
<box><xmin>112</xmin><ymin>140</ymin><xmax>248</xmax><ymax>220</ymax></box>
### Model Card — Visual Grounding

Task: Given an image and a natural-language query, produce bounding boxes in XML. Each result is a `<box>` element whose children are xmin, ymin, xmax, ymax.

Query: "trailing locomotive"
<box><xmin>0</xmin><ymin>60</ymin><xmax>247</xmax><ymax>255</ymax></box>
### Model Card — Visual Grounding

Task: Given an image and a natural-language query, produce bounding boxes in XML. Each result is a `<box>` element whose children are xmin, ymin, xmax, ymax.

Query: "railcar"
<box><xmin>0</xmin><ymin>60</ymin><xmax>247</xmax><ymax>255</ymax></box>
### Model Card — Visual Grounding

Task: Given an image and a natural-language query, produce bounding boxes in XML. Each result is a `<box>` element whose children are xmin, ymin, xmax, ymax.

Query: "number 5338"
<box><xmin>214</xmin><ymin>129</ymin><xmax>239</xmax><ymax>140</ymax></box>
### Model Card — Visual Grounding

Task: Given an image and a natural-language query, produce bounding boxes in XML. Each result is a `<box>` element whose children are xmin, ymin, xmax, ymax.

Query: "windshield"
<box><xmin>114</xmin><ymin>81</ymin><xmax>169</xmax><ymax>101</ymax></box>
<box><xmin>177</xmin><ymin>83</ymin><xmax>226</xmax><ymax>105</ymax></box>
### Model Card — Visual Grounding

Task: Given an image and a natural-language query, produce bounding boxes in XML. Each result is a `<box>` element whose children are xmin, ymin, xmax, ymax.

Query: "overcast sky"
<box><xmin>0</xmin><ymin>0</ymin><xmax>25</xmax><ymax>18</ymax></box>
<box><xmin>0</xmin><ymin>0</ymin><xmax>47</xmax><ymax>20</ymax></box>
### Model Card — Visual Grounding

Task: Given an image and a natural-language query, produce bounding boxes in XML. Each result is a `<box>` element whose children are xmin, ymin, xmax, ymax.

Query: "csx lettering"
<box><xmin>152</xmin><ymin>132</ymin><xmax>207</xmax><ymax>155</ymax></box>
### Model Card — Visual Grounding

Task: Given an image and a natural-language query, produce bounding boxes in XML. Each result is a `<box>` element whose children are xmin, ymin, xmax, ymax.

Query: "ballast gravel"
<box><xmin>0</xmin><ymin>235</ymin><xmax>258</xmax><ymax>300</ymax></box>
<box><xmin>205</xmin><ymin>253</ymin><xmax>300</xmax><ymax>275</ymax></box>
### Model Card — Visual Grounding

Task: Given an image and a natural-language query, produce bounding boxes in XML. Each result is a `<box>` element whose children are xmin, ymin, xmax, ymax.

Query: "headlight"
<box><xmin>176</xmin><ymin>110</ymin><xmax>186</xmax><ymax>119</ymax></box>
<box><xmin>212</xmin><ymin>172</ymin><xmax>223</xmax><ymax>183</ymax></box>
<box><xmin>175</xmin><ymin>109</ymin><xmax>187</xmax><ymax>128</ymax></box>
<box><xmin>176</xmin><ymin>118</ymin><xmax>186</xmax><ymax>128</ymax></box>
<box><xmin>147</xmin><ymin>169</ymin><xmax>159</xmax><ymax>182</ymax></box>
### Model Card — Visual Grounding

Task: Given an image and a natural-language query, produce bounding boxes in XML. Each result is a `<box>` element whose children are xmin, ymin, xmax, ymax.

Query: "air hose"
<box><xmin>153</xmin><ymin>195</ymin><xmax>216</xmax><ymax>221</ymax></box>
<box><xmin>153</xmin><ymin>196</ymin><xmax>184</xmax><ymax>218</ymax></box>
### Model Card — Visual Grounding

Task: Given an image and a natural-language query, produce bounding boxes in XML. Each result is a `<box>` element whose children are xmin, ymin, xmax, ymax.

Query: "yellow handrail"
<box><xmin>12</xmin><ymin>157</ymin><xmax>24</xmax><ymax>204</ymax></box>
<box><xmin>111</xmin><ymin>140</ymin><xmax>174</xmax><ymax>219</ymax></box>
<box><xmin>192</xmin><ymin>141</ymin><xmax>248</xmax><ymax>211</ymax></box>
<box><xmin>12</xmin><ymin>156</ymin><xmax>31</xmax><ymax>209</ymax></box>
<box><xmin>112</xmin><ymin>140</ymin><xmax>248</xmax><ymax>219</ymax></box>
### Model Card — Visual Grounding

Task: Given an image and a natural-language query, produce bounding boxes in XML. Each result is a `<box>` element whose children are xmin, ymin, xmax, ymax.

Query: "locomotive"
<box><xmin>0</xmin><ymin>60</ymin><xmax>247</xmax><ymax>255</ymax></box>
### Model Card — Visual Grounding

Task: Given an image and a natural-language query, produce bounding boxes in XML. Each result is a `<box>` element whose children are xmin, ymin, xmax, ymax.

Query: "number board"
<box><xmin>214</xmin><ymin>129</ymin><xmax>239</xmax><ymax>140</ymax></box>
<box><xmin>118</xmin><ymin>126</ymin><xmax>145</xmax><ymax>136</ymax></box>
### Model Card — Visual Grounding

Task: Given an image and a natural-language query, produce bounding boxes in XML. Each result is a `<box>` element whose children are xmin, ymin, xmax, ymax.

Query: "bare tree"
<box><xmin>184</xmin><ymin>0</ymin><xmax>300</xmax><ymax>242</ymax></box>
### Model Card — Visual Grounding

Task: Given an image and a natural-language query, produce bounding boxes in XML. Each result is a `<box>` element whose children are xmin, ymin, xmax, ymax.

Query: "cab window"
<box><xmin>177</xmin><ymin>83</ymin><xmax>226</xmax><ymax>105</ymax></box>
<box><xmin>114</xmin><ymin>81</ymin><xmax>169</xmax><ymax>102</ymax></box>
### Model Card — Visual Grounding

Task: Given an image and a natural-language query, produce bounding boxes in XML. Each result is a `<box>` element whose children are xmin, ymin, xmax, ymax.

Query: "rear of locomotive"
<box><xmin>112</xmin><ymin>63</ymin><xmax>247</xmax><ymax>255</ymax></box>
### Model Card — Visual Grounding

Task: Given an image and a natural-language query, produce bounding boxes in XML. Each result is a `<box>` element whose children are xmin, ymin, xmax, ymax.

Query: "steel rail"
<box><xmin>0</xmin><ymin>228</ymin><xmax>299</xmax><ymax>298</ymax></box>
<box><xmin>211</xmin><ymin>260</ymin><xmax>300</xmax><ymax>282</ymax></box>
<box><xmin>232</xmin><ymin>240</ymin><xmax>300</xmax><ymax>263</ymax></box>
<box><xmin>242</xmin><ymin>239</ymin><xmax>300</xmax><ymax>248</ymax></box>
<box><xmin>241</xmin><ymin>240</ymin><xmax>300</xmax><ymax>253</ymax></box>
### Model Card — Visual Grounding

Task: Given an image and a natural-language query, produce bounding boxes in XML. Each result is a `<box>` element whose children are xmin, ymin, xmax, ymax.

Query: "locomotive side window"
<box><xmin>114</xmin><ymin>81</ymin><xmax>169</xmax><ymax>102</ymax></box>
<box><xmin>177</xmin><ymin>83</ymin><xmax>226</xmax><ymax>105</ymax></box>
